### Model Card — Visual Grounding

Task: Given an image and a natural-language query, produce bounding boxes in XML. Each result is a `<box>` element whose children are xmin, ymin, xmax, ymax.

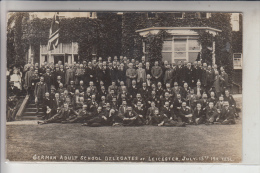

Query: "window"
<box><xmin>233</xmin><ymin>53</ymin><xmax>242</xmax><ymax>69</ymax></box>
<box><xmin>161</xmin><ymin>37</ymin><xmax>201</xmax><ymax>63</ymax></box>
<box><xmin>162</xmin><ymin>39</ymin><xmax>172</xmax><ymax>63</ymax></box>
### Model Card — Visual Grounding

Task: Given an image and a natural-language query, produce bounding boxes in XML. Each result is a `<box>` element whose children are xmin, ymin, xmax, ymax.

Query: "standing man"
<box><xmin>151</xmin><ymin>61</ymin><xmax>163</xmax><ymax>85</ymax></box>
<box><xmin>34</xmin><ymin>76</ymin><xmax>48</xmax><ymax>113</ymax></box>
<box><xmin>136</xmin><ymin>63</ymin><xmax>146</xmax><ymax>86</ymax></box>
<box><xmin>24</xmin><ymin>66</ymin><xmax>34</xmax><ymax>97</ymax></box>
<box><xmin>125</xmin><ymin>63</ymin><xmax>137</xmax><ymax>88</ymax></box>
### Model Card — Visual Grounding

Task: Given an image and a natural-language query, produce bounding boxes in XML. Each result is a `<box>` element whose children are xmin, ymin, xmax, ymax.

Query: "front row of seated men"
<box><xmin>38</xmin><ymin>99</ymin><xmax>236</xmax><ymax>126</ymax></box>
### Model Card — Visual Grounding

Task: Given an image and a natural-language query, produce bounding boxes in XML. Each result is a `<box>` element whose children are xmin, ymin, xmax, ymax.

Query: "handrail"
<box><xmin>15</xmin><ymin>95</ymin><xmax>30</xmax><ymax>120</ymax></box>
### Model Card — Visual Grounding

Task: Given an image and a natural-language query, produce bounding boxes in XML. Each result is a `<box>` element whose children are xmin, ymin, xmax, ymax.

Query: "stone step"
<box><xmin>25</xmin><ymin>108</ymin><xmax>43</xmax><ymax>112</ymax></box>
<box><xmin>27</xmin><ymin>104</ymin><xmax>36</xmax><ymax>108</ymax></box>
<box><xmin>21</xmin><ymin>116</ymin><xmax>44</xmax><ymax>120</ymax></box>
<box><xmin>23</xmin><ymin>112</ymin><xmax>45</xmax><ymax>116</ymax></box>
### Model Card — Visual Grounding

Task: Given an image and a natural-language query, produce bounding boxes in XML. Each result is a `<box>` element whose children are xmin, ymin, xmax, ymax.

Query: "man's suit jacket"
<box><xmin>193</xmin><ymin>108</ymin><xmax>205</xmax><ymax>120</ymax></box>
<box><xmin>146</xmin><ymin>106</ymin><xmax>159</xmax><ymax>117</ymax></box>
<box><xmin>123</xmin><ymin>110</ymin><xmax>138</xmax><ymax>119</ymax></box>
<box><xmin>220</xmin><ymin>107</ymin><xmax>235</xmax><ymax>120</ymax></box>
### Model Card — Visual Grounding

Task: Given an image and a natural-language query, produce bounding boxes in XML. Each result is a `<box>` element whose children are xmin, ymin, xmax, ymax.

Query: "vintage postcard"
<box><xmin>6</xmin><ymin>11</ymin><xmax>242</xmax><ymax>162</ymax></box>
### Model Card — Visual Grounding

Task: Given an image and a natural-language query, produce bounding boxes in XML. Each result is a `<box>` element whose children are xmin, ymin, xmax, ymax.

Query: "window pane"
<box><xmin>174</xmin><ymin>44</ymin><xmax>186</xmax><ymax>51</ymax></box>
<box><xmin>188</xmin><ymin>52</ymin><xmax>200</xmax><ymax>62</ymax></box>
<box><xmin>188</xmin><ymin>39</ymin><xmax>200</xmax><ymax>51</ymax></box>
<box><xmin>174</xmin><ymin>39</ymin><xmax>186</xmax><ymax>51</ymax></box>
<box><xmin>174</xmin><ymin>52</ymin><xmax>186</xmax><ymax>58</ymax></box>
<box><xmin>162</xmin><ymin>40</ymin><xmax>172</xmax><ymax>51</ymax></box>
<box><xmin>234</xmin><ymin>54</ymin><xmax>241</xmax><ymax>59</ymax></box>
<box><xmin>234</xmin><ymin>59</ymin><xmax>242</xmax><ymax>67</ymax></box>
<box><xmin>173</xmin><ymin>58</ymin><xmax>186</xmax><ymax>64</ymax></box>
<box><xmin>162</xmin><ymin>52</ymin><xmax>172</xmax><ymax>63</ymax></box>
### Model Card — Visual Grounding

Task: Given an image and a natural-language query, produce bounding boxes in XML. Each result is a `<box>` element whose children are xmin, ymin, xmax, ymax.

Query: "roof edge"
<box><xmin>136</xmin><ymin>27</ymin><xmax>222</xmax><ymax>33</ymax></box>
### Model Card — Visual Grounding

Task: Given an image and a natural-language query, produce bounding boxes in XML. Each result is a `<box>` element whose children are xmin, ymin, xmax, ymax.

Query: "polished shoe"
<box><xmin>81</xmin><ymin>123</ymin><xmax>88</xmax><ymax>126</ymax></box>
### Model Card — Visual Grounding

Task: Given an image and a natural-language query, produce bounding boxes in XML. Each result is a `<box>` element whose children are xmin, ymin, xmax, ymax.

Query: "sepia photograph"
<box><xmin>6</xmin><ymin>11</ymin><xmax>242</xmax><ymax>162</ymax></box>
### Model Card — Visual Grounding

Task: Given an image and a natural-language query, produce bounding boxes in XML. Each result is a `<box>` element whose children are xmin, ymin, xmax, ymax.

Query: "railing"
<box><xmin>15</xmin><ymin>95</ymin><xmax>30</xmax><ymax>120</ymax></box>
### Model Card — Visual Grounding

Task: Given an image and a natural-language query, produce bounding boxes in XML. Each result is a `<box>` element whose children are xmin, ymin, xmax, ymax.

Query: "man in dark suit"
<box><xmin>82</xmin><ymin>106</ymin><xmax>109</xmax><ymax>127</ymax></box>
<box><xmin>38</xmin><ymin>103</ymin><xmax>77</xmax><ymax>124</ymax></box>
<box><xmin>217</xmin><ymin>101</ymin><xmax>236</xmax><ymax>125</ymax></box>
<box><xmin>43</xmin><ymin>68</ymin><xmax>53</xmax><ymax>93</ymax></box>
<box><xmin>62</xmin><ymin>104</ymin><xmax>93</xmax><ymax>124</ymax></box>
<box><xmin>193</xmin><ymin>103</ymin><xmax>205</xmax><ymax>124</ymax></box>
<box><xmin>138</xmin><ymin>82</ymin><xmax>150</xmax><ymax>100</ymax></box>
<box><xmin>184</xmin><ymin>62</ymin><xmax>195</xmax><ymax>88</ymax></box>
<box><xmin>85</xmin><ymin>62</ymin><xmax>96</xmax><ymax>86</ymax></box>
<box><xmin>134</xmin><ymin>101</ymin><xmax>146</xmax><ymax>122</ymax></box>
<box><xmin>194</xmin><ymin>81</ymin><xmax>204</xmax><ymax>99</ymax></box>
<box><xmin>122</xmin><ymin>106</ymin><xmax>144</xmax><ymax>126</ymax></box>
<box><xmin>8</xmin><ymin>81</ymin><xmax>19</xmax><ymax>97</ymax></box>
<box><xmin>205</xmin><ymin>102</ymin><xmax>218</xmax><ymax>124</ymax></box>
<box><xmin>178</xmin><ymin>102</ymin><xmax>192</xmax><ymax>123</ymax></box>
<box><xmin>87</xmin><ymin>94</ymin><xmax>99</xmax><ymax>113</ymax></box>
<box><xmin>34</xmin><ymin>76</ymin><xmax>48</xmax><ymax>113</ymax></box>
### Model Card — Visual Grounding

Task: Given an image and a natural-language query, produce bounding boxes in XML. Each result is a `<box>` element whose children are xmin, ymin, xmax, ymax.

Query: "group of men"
<box><xmin>17</xmin><ymin>55</ymin><xmax>237</xmax><ymax>126</ymax></box>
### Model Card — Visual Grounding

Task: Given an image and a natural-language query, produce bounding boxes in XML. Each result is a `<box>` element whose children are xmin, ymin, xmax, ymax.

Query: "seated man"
<box><xmin>122</xmin><ymin>106</ymin><xmax>144</xmax><ymax>126</ymax></box>
<box><xmin>134</xmin><ymin>101</ymin><xmax>146</xmax><ymax>123</ymax></box>
<box><xmin>87</xmin><ymin>94</ymin><xmax>99</xmax><ymax>112</ymax></box>
<box><xmin>205</xmin><ymin>102</ymin><xmax>218</xmax><ymax>124</ymax></box>
<box><xmin>38</xmin><ymin>103</ymin><xmax>78</xmax><ymax>125</ymax></box>
<box><xmin>193</xmin><ymin>103</ymin><xmax>206</xmax><ymax>125</ymax></box>
<box><xmin>151</xmin><ymin>107</ymin><xmax>185</xmax><ymax>127</ymax></box>
<box><xmin>99</xmin><ymin>96</ymin><xmax>108</xmax><ymax>110</ymax></box>
<box><xmin>214</xmin><ymin>95</ymin><xmax>225</xmax><ymax>118</ymax></box>
<box><xmin>42</xmin><ymin>92</ymin><xmax>53</xmax><ymax>119</ymax></box>
<box><xmin>216</xmin><ymin>101</ymin><xmax>236</xmax><ymax>125</ymax></box>
<box><xmin>132</xmin><ymin>93</ymin><xmax>145</xmax><ymax>108</ymax></box>
<box><xmin>146</xmin><ymin>101</ymin><xmax>159</xmax><ymax>124</ymax></box>
<box><xmin>62</xmin><ymin>104</ymin><xmax>93</xmax><ymax>123</ymax></box>
<box><xmin>186</xmin><ymin>89</ymin><xmax>199</xmax><ymax>111</ymax></box>
<box><xmin>67</xmin><ymin>80</ymin><xmax>76</xmax><ymax>96</ymax></box>
<box><xmin>83</xmin><ymin>106</ymin><xmax>112</xmax><ymax>127</ymax></box>
<box><xmin>147</xmin><ymin>90</ymin><xmax>160</xmax><ymax>108</ymax></box>
<box><xmin>108</xmin><ymin>81</ymin><xmax>118</xmax><ymax>95</ymax></box>
<box><xmin>178</xmin><ymin>102</ymin><xmax>193</xmax><ymax>124</ymax></box>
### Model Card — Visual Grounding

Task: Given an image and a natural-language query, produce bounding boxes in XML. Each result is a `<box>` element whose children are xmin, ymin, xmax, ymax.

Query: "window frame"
<box><xmin>166</xmin><ymin>36</ymin><xmax>201</xmax><ymax>62</ymax></box>
<box><xmin>233</xmin><ymin>53</ymin><xmax>243</xmax><ymax>69</ymax></box>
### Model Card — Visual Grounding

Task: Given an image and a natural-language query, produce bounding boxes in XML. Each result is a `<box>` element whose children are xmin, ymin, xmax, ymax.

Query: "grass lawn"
<box><xmin>6</xmin><ymin>96</ymin><xmax>242</xmax><ymax>163</ymax></box>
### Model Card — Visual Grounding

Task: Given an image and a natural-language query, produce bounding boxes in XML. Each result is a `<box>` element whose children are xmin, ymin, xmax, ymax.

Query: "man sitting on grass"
<box><xmin>38</xmin><ymin>103</ymin><xmax>78</xmax><ymax>125</ymax></box>
<box><xmin>192</xmin><ymin>103</ymin><xmax>205</xmax><ymax>125</ymax></box>
<box><xmin>122</xmin><ymin>106</ymin><xmax>144</xmax><ymax>126</ymax></box>
<box><xmin>61</xmin><ymin>104</ymin><xmax>93</xmax><ymax>124</ymax></box>
<box><xmin>216</xmin><ymin>101</ymin><xmax>236</xmax><ymax>125</ymax></box>
<box><xmin>205</xmin><ymin>102</ymin><xmax>218</xmax><ymax>125</ymax></box>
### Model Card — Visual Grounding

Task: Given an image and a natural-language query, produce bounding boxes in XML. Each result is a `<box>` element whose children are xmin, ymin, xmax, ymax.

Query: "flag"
<box><xmin>47</xmin><ymin>12</ymin><xmax>60</xmax><ymax>51</ymax></box>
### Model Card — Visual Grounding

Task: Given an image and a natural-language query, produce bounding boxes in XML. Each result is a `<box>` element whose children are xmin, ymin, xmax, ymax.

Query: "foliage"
<box><xmin>143</xmin><ymin>30</ymin><xmax>171</xmax><ymax>64</ymax></box>
<box><xmin>121</xmin><ymin>12</ymin><xmax>235</xmax><ymax>84</ymax></box>
<box><xmin>7</xmin><ymin>12</ymin><xmax>29</xmax><ymax>68</ymax></box>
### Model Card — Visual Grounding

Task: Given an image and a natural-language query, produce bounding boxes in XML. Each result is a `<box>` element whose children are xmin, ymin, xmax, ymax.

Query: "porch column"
<box><xmin>71</xmin><ymin>42</ymin><xmax>74</xmax><ymax>63</ymax></box>
<box><xmin>68</xmin><ymin>55</ymin><xmax>72</xmax><ymax>64</ymax></box>
<box><xmin>212</xmin><ymin>40</ymin><xmax>216</xmax><ymax>64</ymax></box>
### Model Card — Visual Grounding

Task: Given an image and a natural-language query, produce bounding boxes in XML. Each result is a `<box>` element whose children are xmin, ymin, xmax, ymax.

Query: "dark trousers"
<box><xmin>123</xmin><ymin>116</ymin><xmax>144</xmax><ymax>126</ymax></box>
<box><xmin>45</xmin><ymin>114</ymin><xmax>65</xmax><ymax>123</ymax></box>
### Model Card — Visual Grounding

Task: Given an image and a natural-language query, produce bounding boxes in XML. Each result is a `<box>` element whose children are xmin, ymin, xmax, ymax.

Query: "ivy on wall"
<box><xmin>7</xmin><ymin>12</ymin><xmax>240</xmax><ymax>85</ymax></box>
<box><xmin>121</xmin><ymin>12</ymin><xmax>236</xmax><ymax>84</ymax></box>
<box><xmin>7</xmin><ymin>12</ymin><xmax>30</xmax><ymax>68</ymax></box>
<box><xmin>7</xmin><ymin>12</ymin><xmax>122</xmax><ymax>67</ymax></box>
<box><xmin>143</xmin><ymin>30</ymin><xmax>171</xmax><ymax>64</ymax></box>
